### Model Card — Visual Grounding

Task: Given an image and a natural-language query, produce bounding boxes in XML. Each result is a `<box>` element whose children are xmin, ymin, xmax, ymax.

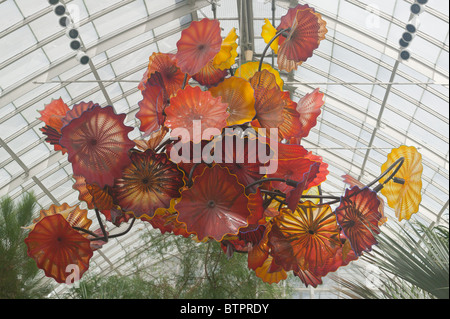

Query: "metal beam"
<box><xmin>237</xmin><ymin>0</ymin><xmax>255</xmax><ymax>62</ymax></box>
<box><xmin>0</xmin><ymin>6</ymin><xmax>52</xmax><ymax>39</ymax></box>
<box><xmin>357</xmin><ymin>13</ymin><xmax>417</xmax><ymax>180</ymax></box>
<box><xmin>347</xmin><ymin>0</ymin><xmax>448</xmax><ymax>53</ymax></box>
<box><xmin>0</xmin><ymin>151</ymin><xmax>65</xmax><ymax>198</ymax></box>
<box><xmin>0</xmin><ymin>138</ymin><xmax>30</xmax><ymax>176</ymax></box>
<box><xmin>32</xmin><ymin>176</ymin><xmax>60</xmax><ymax>205</ymax></box>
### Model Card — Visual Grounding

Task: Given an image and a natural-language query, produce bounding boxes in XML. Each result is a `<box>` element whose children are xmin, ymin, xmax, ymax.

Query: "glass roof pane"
<box><xmin>0</xmin><ymin>49</ymin><xmax>49</xmax><ymax>90</ymax></box>
<box><xmin>144</xmin><ymin>0</ymin><xmax>178</xmax><ymax>12</ymax></box>
<box><xmin>77</xmin><ymin>22</ymin><xmax>99</xmax><ymax>46</ymax></box>
<box><xmin>65</xmin><ymin>0</ymin><xmax>90</xmax><ymax>23</ymax></box>
<box><xmin>0</xmin><ymin>114</ymin><xmax>28</xmax><ymax>140</ymax></box>
<box><xmin>0</xmin><ymin>1</ymin><xmax>23</xmax><ymax>32</ymax></box>
<box><xmin>83</xmin><ymin>0</ymin><xmax>124</xmax><ymax>15</ymax></box>
<box><xmin>42</xmin><ymin>37</ymin><xmax>72</xmax><ymax>62</ymax></box>
<box><xmin>0</xmin><ymin>25</ymin><xmax>36</xmax><ymax>67</ymax></box>
<box><xmin>93</xmin><ymin>1</ymin><xmax>148</xmax><ymax>38</ymax></box>
<box><xmin>28</xmin><ymin>11</ymin><xmax>58</xmax><ymax>42</ymax></box>
<box><xmin>15</xmin><ymin>0</ymin><xmax>48</xmax><ymax>18</ymax></box>
<box><xmin>20</xmin><ymin>143</ymin><xmax>51</xmax><ymax>167</ymax></box>
<box><xmin>420</xmin><ymin>11</ymin><xmax>449</xmax><ymax>42</ymax></box>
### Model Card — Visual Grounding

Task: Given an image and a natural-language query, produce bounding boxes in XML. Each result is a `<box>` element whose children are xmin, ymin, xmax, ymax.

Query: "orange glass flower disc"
<box><xmin>38</xmin><ymin>98</ymin><xmax>69</xmax><ymax>131</ymax></box>
<box><xmin>277</xmin><ymin>5</ymin><xmax>327</xmax><ymax>72</ymax></box>
<box><xmin>26</xmin><ymin>203</ymin><xmax>92</xmax><ymax>235</ymax></box>
<box><xmin>164</xmin><ymin>86</ymin><xmax>229</xmax><ymax>142</ymax></box>
<box><xmin>175</xmin><ymin>165</ymin><xmax>251</xmax><ymax>241</ymax></box>
<box><xmin>136</xmin><ymin>72</ymin><xmax>167</xmax><ymax>135</ymax></box>
<box><xmin>249</xmin><ymin>70</ymin><xmax>293</xmax><ymax>131</ymax></box>
<box><xmin>147</xmin><ymin>52</ymin><xmax>188</xmax><ymax>98</ymax></box>
<box><xmin>335</xmin><ymin>186</ymin><xmax>381</xmax><ymax>256</ymax></box>
<box><xmin>270</xmin><ymin>201</ymin><xmax>341</xmax><ymax>273</ymax></box>
<box><xmin>114</xmin><ymin>149</ymin><xmax>185</xmax><ymax>220</ymax></box>
<box><xmin>209</xmin><ymin>77</ymin><xmax>256</xmax><ymax>126</ymax></box>
<box><xmin>38</xmin><ymin>98</ymin><xmax>70</xmax><ymax>154</ymax></box>
<box><xmin>175</xmin><ymin>18</ymin><xmax>222</xmax><ymax>75</ymax></box>
<box><xmin>213</xmin><ymin>28</ymin><xmax>238</xmax><ymax>70</ymax></box>
<box><xmin>60</xmin><ymin>105</ymin><xmax>135</xmax><ymax>188</ymax></box>
<box><xmin>235</xmin><ymin>61</ymin><xmax>284</xmax><ymax>90</ymax></box>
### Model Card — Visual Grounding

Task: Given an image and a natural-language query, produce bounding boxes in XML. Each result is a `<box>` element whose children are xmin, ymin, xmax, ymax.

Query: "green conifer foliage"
<box><xmin>0</xmin><ymin>193</ymin><xmax>52</xmax><ymax>299</ymax></box>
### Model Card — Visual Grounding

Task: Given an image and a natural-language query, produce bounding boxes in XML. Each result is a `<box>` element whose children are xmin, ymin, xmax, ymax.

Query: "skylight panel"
<box><xmin>333</xmin><ymin>44</ymin><xmax>380</xmax><ymax>77</ymax></box>
<box><xmin>436</xmin><ymin>49</ymin><xmax>449</xmax><ymax>71</ymax></box>
<box><xmin>419</xmin><ymin>11</ymin><xmax>449</xmax><ymax>43</ymax></box>
<box><xmin>15</xmin><ymin>0</ymin><xmax>47</xmax><ymax>18</ymax></box>
<box><xmin>42</xmin><ymin>36</ymin><xmax>72</xmax><ymax>62</ymax></box>
<box><xmin>322</xmin><ymin>109</ymin><xmax>362</xmax><ymax>136</ymax></box>
<box><xmin>77</xmin><ymin>22</ymin><xmax>99</xmax><ymax>47</ymax></box>
<box><xmin>326</xmin><ymin>80</ymin><xmax>370</xmax><ymax>109</ymax></box>
<box><xmin>8</xmin><ymin>128</ymin><xmax>40</xmax><ymax>154</ymax></box>
<box><xmin>409</xmin><ymin>122</ymin><xmax>448</xmax><ymax>156</ymax></box>
<box><xmin>338</xmin><ymin>0</ymin><xmax>389</xmax><ymax>39</ymax></box>
<box><xmin>28</xmin><ymin>10</ymin><xmax>59</xmax><ymax>42</ymax></box>
<box><xmin>111</xmin><ymin>44</ymin><xmax>157</xmax><ymax>75</ymax></box>
<box><xmin>211</xmin><ymin>0</ymin><xmax>238</xmax><ymax>18</ymax></box>
<box><xmin>306</xmin><ymin>0</ymin><xmax>339</xmax><ymax>14</ymax></box>
<box><xmin>320</xmin><ymin>121</ymin><xmax>360</xmax><ymax>148</ymax></box>
<box><xmin>64</xmin><ymin>0</ymin><xmax>90</xmax><ymax>24</ymax></box>
<box><xmin>415</xmin><ymin>106</ymin><xmax>449</xmax><ymax>137</ymax></box>
<box><xmin>144</xmin><ymin>0</ymin><xmax>178</xmax><ymax>13</ymax></box>
<box><xmin>106</xmin><ymin>30</ymin><xmax>154</xmax><ymax>58</ymax></box>
<box><xmin>83</xmin><ymin>0</ymin><xmax>124</xmax><ymax>16</ymax></box>
<box><xmin>0</xmin><ymin>103</ymin><xmax>16</xmax><ymax>119</ymax></box>
<box><xmin>64</xmin><ymin>72</ymin><xmax>97</xmax><ymax>99</ymax></box>
<box><xmin>409</xmin><ymin>36</ymin><xmax>442</xmax><ymax>66</ymax></box>
<box><xmin>105</xmin><ymin>82</ymin><xmax>124</xmax><ymax>101</ymax></box>
<box><xmin>0</xmin><ymin>114</ymin><xmax>28</xmax><ymax>140</ymax></box>
<box><xmin>0</xmin><ymin>49</ymin><xmax>49</xmax><ymax>91</ymax></box>
<box><xmin>40</xmin><ymin>168</ymin><xmax>70</xmax><ymax>189</ymax></box>
<box><xmin>381</xmin><ymin>107</ymin><xmax>411</xmax><ymax>134</ymax></box>
<box><xmin>113</xmin><ymin>98</ymin><xmax>132</xmax><ymax>115</ymax></box>
<box><xmin>93</xmin><ymin>1</ymin><xmax>148</xmax><ymax>38</ymax></box>
<box><xmin>421</xmin><ymin>89</ymin><xmax>449</xmax><ymax>119</ymax></box>
<box><xmin>153</xmin><ymin>19</ymin><xmax>183</xmax><ymax>36</ymax></box>
<box><xmin>252</xmin><ymin>0</ymin><xmax>270</xmax><ymax>18</ymax></box>
<box><xmin>0</xmin><ymin>169</ymin><xmax>11</xmax><ymax>188</ymax></box>
<box><xmin>387</xmin><ymin>91</ymin><xmax>418</xmax><ymax>117</ymax></box>
<box><xmin>303</xmin><ymin>54</ymin><xmax>332</xmax><ymax>76</ymax></box>
<box><xmin>79</xmin><ymin>91</ymin><xmax>107</xmax><ymax>106</ymax></box>
<box><xmin>3</xmin><ymin>160</ymin><xmax>24</xmax><ymax>179</ymax></box>
<box><xmin>294</xmin><ymin>67</ymin><xmax>329</xmax><ymax>85</ymax></box>
<box><xmin>0</xmin><ymin>25</ymin><xmax>36</xmax><ymax>67</ymax></box>
<box><xmin>20</xmin><ymin>143</ymin><xmax>51</xmax><ymax>168</ymax></box>
<box><xmin>155</xmin><ymin>32</ymin><xmax>181</xmax><ymax>52</ymax></box>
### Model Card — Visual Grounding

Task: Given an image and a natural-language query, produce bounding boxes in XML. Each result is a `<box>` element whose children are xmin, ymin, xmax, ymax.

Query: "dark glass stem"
<box><xmin>250</xmin><ymin>156</ymin><xmax>405</xmax><ymax>207</ymax></box>
<box><xmin>74</xmin><ymin>217</ymin><xmax>136</xmax><ymax>242</ymax></box>
<box><xmin>95</xmin><ymin>208</ymin><xmax>109</xmax><ymax>242</ymax></box>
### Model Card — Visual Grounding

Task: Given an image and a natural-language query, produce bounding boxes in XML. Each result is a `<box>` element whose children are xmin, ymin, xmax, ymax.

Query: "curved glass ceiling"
<box><xmin>0</xmin><ymin>0</ymin><xmax>448</xmax><ymax>295</ymax></box>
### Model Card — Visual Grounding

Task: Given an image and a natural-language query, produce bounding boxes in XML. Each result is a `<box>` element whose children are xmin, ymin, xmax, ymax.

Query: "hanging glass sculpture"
<box><xmin>28</xmin><ymin>3</ymin><xmax>423</xmax><ymax>287</ymax></box>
